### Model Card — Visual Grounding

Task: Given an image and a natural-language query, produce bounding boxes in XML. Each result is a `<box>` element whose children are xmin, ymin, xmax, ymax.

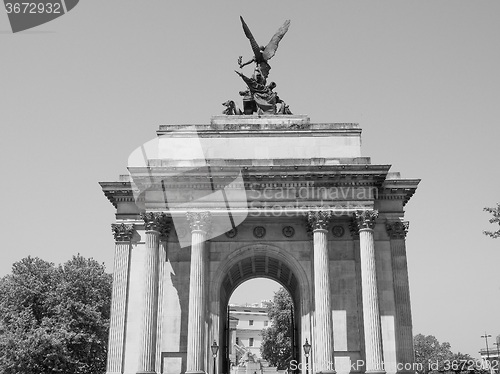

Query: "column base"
<box><xmin>136</xmin><ymin>371</ymin><xmax>157</xmax><ymax>374</ymax></box>
<box><xmin>185</xmin><ymin>371</ymin><xmax>206</xmax><ymax>374</ymax></box>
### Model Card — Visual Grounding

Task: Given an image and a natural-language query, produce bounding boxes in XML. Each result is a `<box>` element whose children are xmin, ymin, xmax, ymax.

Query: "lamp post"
<box><xmin>303</xmin><ymin>339</ymin><xmax>311</xmax><ymax>374</ymax></box>
<box><xmin>481</xmin><ymin>333</ymin><xmax>492</xmax><ymax>372</ymax></box>
<box><xmin>211</xmin><ymin>340</ymin><xmax>219</xmax><ymax>374</ymax></box>
<box><xmin>494</xmin><ymin>343</ymin><xmax>500</xmax><ymax>374</ymax></box>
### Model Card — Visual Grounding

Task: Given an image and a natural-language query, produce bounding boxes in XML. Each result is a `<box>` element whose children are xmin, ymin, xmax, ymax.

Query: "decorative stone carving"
<box><xmin>282</xmin><ymin>226</ymin><xmax>295</xmax><ymax>238</ymax></box>
<box><xmin>253</xmin><ymin>226</ymin><xmax>266</xmax><ymax>238</ymax></box>
<box><xmin>140</xmin><ymin>212</ymin><xmax>171</xmax><ymax>240</ymax></box>
<box><xmin>238</xmin><ymin>16</ymin><xmax>290</xmax><ymax>79</ymax></box>
<box><xmin>225</xmin><ymin>228</ymin><xmax>238</xmax><ymax>238</ymax></box>
<box><xmin>222</xmin><ymin>100</ymin><xmax>243</xmax><ymax>115</ymax></box>
<box><xmin>307</xmin><ymin>210</ymin><xmax>333</xmax><ymax>231</ymax></box>
<box><xmin>355</xmin><ymin>210</ymin><xmax>379</xmax><ymax>230</ymax></box>
<box><xmin>186</xmin><ymin>211</ymin><xmax>212</xmax><ymax>233</ymax></box>
<box><xmin>332</xmin><ymin>225</ymin><xmax>345</xmax><ymax>238</ymax></box>
<box><xmin>386</xmin><ymin>220</ymin><xmax>409</xmax><ymax>239</ymax></box>
<box><xmin>111</xmin><ymin>223</ymin><xmax>134</xmax><ymax>242</ymax></box>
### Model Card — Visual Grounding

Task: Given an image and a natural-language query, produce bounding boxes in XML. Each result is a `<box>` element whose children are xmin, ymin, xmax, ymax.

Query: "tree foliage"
<box><xmin>414</xmin><ymin>334</ymin><xmax>474</xmax><ymax>374</ymax></box>
<box><xmin>260</xmin><ymin>287</ymin><xmax>294</xmax><ymax>370</ymax></box>
<box><xmin>484</xmin><ymin>203</ymin><xmax>500</xmax><ymax>238</ymax></box>
<box><xmin>0</xmin><ymin>255</ymin><xmax>112</xmax><ymax>374</ymax></box>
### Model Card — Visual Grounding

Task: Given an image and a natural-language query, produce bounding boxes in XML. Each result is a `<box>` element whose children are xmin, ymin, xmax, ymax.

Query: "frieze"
<box><xmin>223</xmin><ymin>123</ymin><xmax>261</xmax><ymax>131</ymax></box>
<box><xmin>219</xmin><ymin>123</ymin><xmax>311</xmax><ymax>131</ymax></box>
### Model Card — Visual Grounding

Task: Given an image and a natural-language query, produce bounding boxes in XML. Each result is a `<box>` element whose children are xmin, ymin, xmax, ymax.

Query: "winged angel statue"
<box><xmin>229</xmin><ymin>17</ymin><xmax>292</xmax><ymax>115</ymax></box>
<box><xmin>238</xmin><ymin>16</ymin><xmax>290</xmax><ymax>79</ymax></box>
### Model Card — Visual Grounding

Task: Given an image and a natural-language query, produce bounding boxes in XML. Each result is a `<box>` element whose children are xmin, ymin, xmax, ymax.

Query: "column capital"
<box><xmin>355</xmin><ymin>210</ymin><xmax>379</xmax><ymax>230</ymax></box>
<box><xmin>186</xmin><ymin>211</ymin><xmax>212</xmax><ymax>233</ymax></box>
<box><xmin>307</xmin><ymin>210</ymin><xmax>333</xmax><ymax>232</ymax></box>
<box><xmin>386</xmin><ymin>220</ymin><xmax>409</xmax><ymax>239</ymax></box>
<box><xmin>111</xmin><ymin>223</ymin><xmax>134</xmax><ymax>242</ymax></box>
<box><xmin>140</xmin><ymin>212</ymin><xmax>171</xmax><ymax>240</ymax></box>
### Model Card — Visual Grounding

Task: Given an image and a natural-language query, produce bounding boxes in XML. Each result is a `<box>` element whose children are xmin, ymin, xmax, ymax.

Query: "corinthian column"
<box><xmin>107</xmin><ymin>223</ymin><xmax>134</xmax><ymax>374</ymax></box>
<box><xmin>137</xmin><ymin>212</ymin><xmax>170</xmax><ymax>374</ymax></box>
<box><xmin>308</xmin><ymin>211</ymin><xmax>336</xmax><ymax>374</ymax></box>
<box><xmin>356</xmin><ymin>210</ymin><xmax>385</xmax><ymax>374</ymax></box>
<box><xmin>186</xmin><ymin>211</ymin><xmax>212</xmax><ymax>374</ymax></box>
<box><xmin>386</xmin><ymin>221</ymin><xmax>414</xmax><ymax>374</ymax></box>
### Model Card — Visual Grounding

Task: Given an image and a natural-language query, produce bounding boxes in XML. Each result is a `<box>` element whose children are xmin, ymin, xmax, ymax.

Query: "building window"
<box><xmin>249</xmin><ymin>320</ymin><xmax>254</xmax><ymax>326</ymax></box>
<box><xmin>264</xmin><ymin>320</ymin><xmax>268</xmax><ymax>326</ymax></box>
<box><xmin>249</xmin><ymin>338</ymin><xmax>254</xmax><ymax>346</ymax></box>
<box><xmin>236</xmin><ymin>337</ymin><xmax>239</xmax><ymax>345</ymax></box>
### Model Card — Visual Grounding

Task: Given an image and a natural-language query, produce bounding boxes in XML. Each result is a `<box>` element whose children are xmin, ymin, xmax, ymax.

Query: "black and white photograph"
<box><xmin>1</xmin><ymin>2</ymin><xmax>499</xmax><ymax>374</ymax></box>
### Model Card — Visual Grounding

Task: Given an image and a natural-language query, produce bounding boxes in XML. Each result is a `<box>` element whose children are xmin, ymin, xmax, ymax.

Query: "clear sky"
<box><xmin>1</xmin><ymin>0</ymin><xmax>499</xmax><ymax>358</ymax></box>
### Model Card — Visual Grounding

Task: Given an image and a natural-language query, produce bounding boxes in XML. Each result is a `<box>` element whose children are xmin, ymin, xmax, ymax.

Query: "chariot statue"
<box><xmin>223</xmin><ymin>17</ymin><xmax>293</xmax><ymax>115</ymax></box>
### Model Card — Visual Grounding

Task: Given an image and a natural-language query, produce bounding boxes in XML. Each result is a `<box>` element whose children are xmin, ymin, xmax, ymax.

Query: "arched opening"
<box><xmin>227</xmin><ymin>279</ymin><xmax>284</xmax><ymax>367</ymax></box>
<box><xmin>211</xmin><ymin>244</ymin><xmax>311</xmax><ymax>374</ymax></box>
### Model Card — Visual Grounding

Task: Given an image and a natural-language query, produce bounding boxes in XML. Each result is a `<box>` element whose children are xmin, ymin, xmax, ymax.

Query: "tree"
<box><xmin>483</xmin><ymin>203</ymin><xmax>500</xmax><ymax>238</ymax></box>
<box><xmin>414</xmin><ymin>334</ymin><xmax>474</xmax><ymax>374</ymax></box>
<box><xmin>260</xmin><ymin>287</ymin><xmax>294</xmax><ymax>370</ymax></box>
<box><xmin>414</xmin><ymin>334</ymin><xmax>454</xmax><ymax>373</ymax></box>
<box><xmin>0</xmin><ymin>255</ymin><xmax>112</xmax><ymax>374</ymax></box>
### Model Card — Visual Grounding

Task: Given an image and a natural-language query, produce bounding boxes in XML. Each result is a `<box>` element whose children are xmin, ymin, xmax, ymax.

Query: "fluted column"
<box><xmin>356</xmin><ymin>210</ymin><xmax>385</xmax><ymax>374</ymax></box>
<box><xmin>155</xmin><ymin>239</ymin><xmax>168</xmax><ymax>371</ymax></box>
<box><xmin>386</xmin><ymin>221</ymin><xmax>414</xmax><ymax>374</ymax></box>
<box><xmin>107</xmin><ymin>223</ymin><xmax>134</xmax><ymax>374</ymax></box>
<box><xmin>308</xmin><ymin>211</ymin><xmax>336</xmax><ymax>374</ymax></box>
<box><xmin>137</xmin><ymin>213</ymin><xmax>170</xmax><ymax>374</ymax></box>
<box><xmin>186</xmin><ymin>211</ymin><xmax>212</xmax><ymax>374</ymax></box>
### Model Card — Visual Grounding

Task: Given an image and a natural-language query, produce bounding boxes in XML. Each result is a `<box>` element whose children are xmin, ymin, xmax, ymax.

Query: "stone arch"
<box><xmin>209</xmin><ymin>243</ymin><xmax>313</xmax><ymax>374</ymax></box>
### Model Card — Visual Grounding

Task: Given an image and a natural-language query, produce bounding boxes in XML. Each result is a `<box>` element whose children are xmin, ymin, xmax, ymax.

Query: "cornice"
<box><xmin>101</xmin><ymin>167</ymin><xmax>420</xmax><ymax>208</ymax></box>
<box><xmin>379</xmin><ymin>178</ymin><xmax>420</xmax><ymax>206</ymax></box>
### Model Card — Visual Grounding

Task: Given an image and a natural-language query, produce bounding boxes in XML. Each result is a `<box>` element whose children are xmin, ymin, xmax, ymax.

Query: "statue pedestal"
<box><xmin>155</xmin><ymin>117</ymin><xmax>363</xmax><ymax>162</ymax></box>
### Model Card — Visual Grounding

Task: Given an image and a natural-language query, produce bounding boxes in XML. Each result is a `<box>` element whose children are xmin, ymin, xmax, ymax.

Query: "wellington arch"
<box><xmin>100</xmin><ymin>115</ymin><xmax>420</xmax><ymax>374</ymax></box>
